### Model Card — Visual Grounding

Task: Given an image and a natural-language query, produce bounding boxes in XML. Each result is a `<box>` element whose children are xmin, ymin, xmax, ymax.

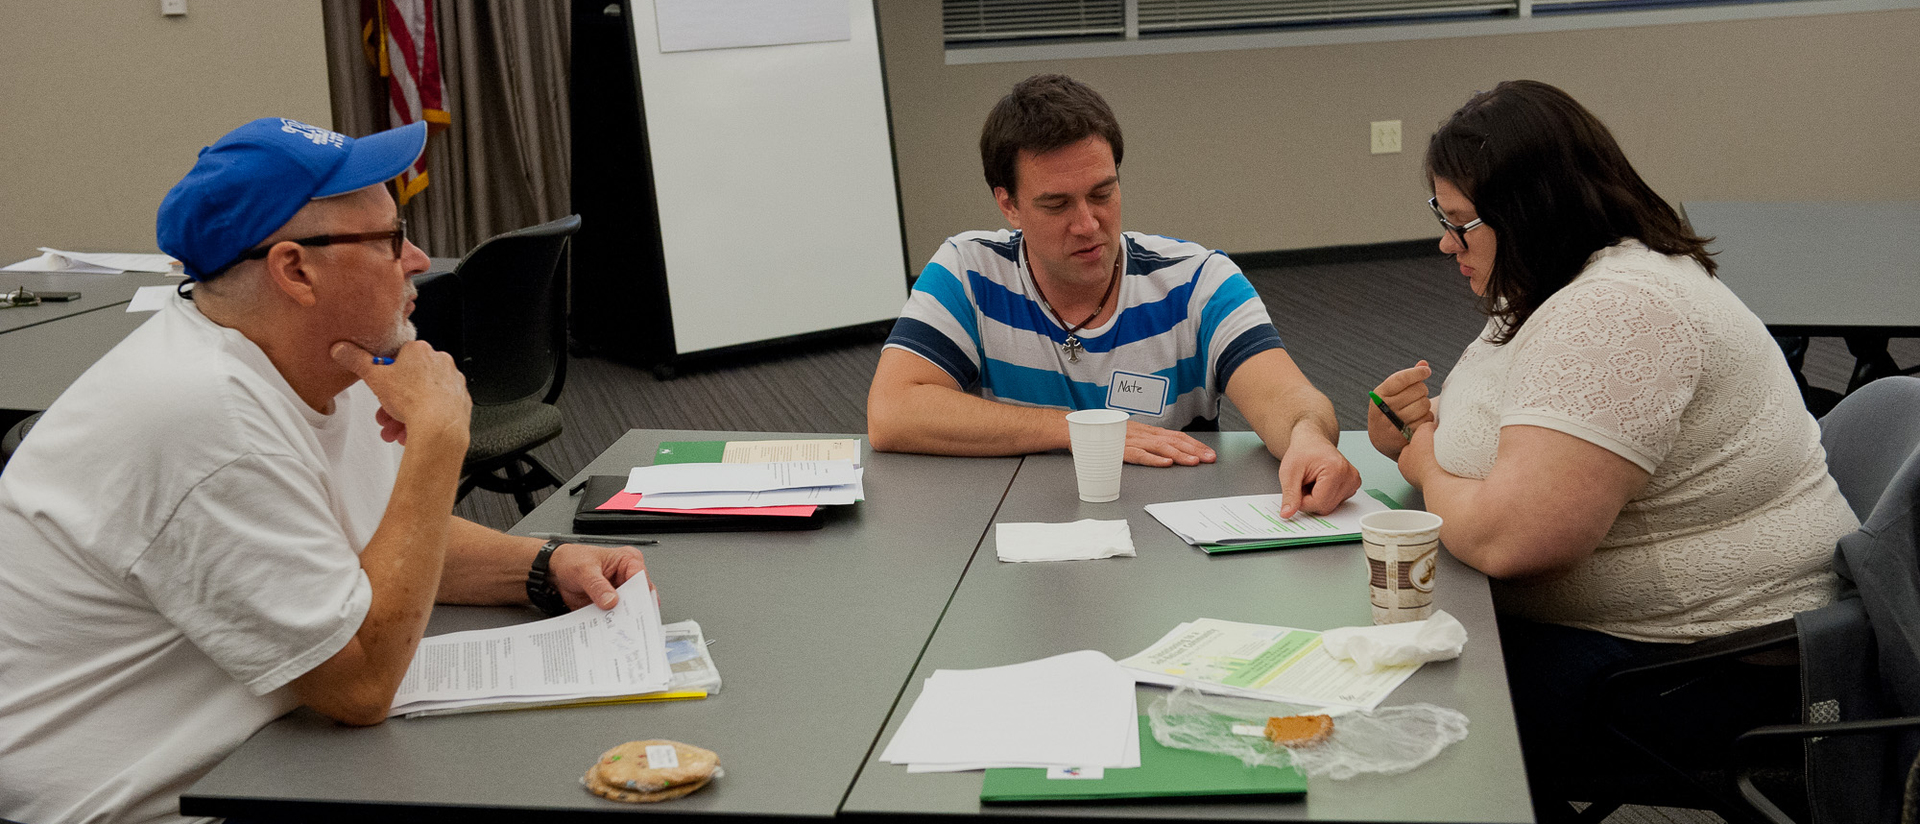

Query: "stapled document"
<box><xmin>388</xmin><ymin>574</ymin><xmax>673</xmax><ymax>717</ymax></box>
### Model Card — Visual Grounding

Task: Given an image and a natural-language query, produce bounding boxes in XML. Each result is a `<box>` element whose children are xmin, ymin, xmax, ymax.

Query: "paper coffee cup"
<box><xmin>1065</xmin><ymin>409</ymin><xmax>1129</xmax><ymax>503</ymax></box>
<box><xmin>1361</xmin><ymin>510</ymin><xmax>1442</xmax><ymax>624</ymax></box>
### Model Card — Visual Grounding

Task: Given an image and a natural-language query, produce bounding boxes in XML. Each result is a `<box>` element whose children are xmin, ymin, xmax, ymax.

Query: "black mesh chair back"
<box><xmin>452</xmin><ymin>214</ymin><xmax>581</xmax><ymax>407</ymax></box>
<box><xmin>439</xmin><ymin>214</ymin><xmax>582</xmax><ymax>515</ymax></box>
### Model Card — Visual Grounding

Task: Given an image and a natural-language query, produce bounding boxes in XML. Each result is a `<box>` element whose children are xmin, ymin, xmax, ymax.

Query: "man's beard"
<box><xmin>365</xmin><ymin>285</ymin><xmax>419</xmax><ymax>359</ymax></box>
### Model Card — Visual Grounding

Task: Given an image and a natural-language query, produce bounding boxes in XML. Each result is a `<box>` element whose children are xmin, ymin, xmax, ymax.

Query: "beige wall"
<box><xmin>0</xmin><ymin>2</ymin><xmax>330</xmax><ymax>260</ymax></box>
<box><xmin>876</xmin><ymin>2</ymin><xmax>1920</xmax><ymax>258</ymax></box>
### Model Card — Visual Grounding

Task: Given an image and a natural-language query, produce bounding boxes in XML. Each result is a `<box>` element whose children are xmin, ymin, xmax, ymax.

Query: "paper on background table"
<box><xmin>625</xmin><ymin>460</ymin><xmax>860</xmax><ymax>494</ymax></box>
<box><xmin>721</xmin><ymin>438</ymin><xmax>861</xmax><ymax>465</ymax></box>
<box><xmin>126</xmin><ymin>285</ymin><xmax>172</xmax><ymax>312</ymax></box>
<box><xmin>2</xmin><ymin>248</ymin><xmax>178</xmax><ymax>273</ymax></box>
<box><xmin>882</xmin><ymin>650</ymin><xmax>1139</xmax><ymax>771</ymax></box>
<box><xmin>388</xmin><ymin>574</ymin><xmax>671</xmax><ymax>716</ymax></box>
<box><xmin>1145</xmin><ymin>492</ymin><xmax>1390</xmax><ymax>546</ymax></box>
<box><xmin>1118</xmin><ymin>618</ymin><xmax>1419</xmax><ymax>711</ymax></box>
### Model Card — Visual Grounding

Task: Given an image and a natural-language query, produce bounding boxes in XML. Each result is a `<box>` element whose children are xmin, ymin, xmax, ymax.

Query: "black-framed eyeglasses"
<box><xmin>1427</xmin><ymin>197</ymin><xmax>1484</xmax><ymax>250</ymax></box>
<box><xmin>0</xmin><ymin>286</ymin><xmax>42</xmax><ymax>308</ymax></box>
<box><xmin>234</xmin><ymin>218</ymin><xmax>408</xmax><ymax>264</ymax></box>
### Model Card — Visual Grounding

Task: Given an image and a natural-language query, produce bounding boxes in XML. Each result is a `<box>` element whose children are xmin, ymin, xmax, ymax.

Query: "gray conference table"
<box><xmin>1682</xmin><ymin>201</ymin><xmax>1920</xmax><ymax>393</ymax></box>
<box><xmin>0</xmin><ymin>269</ymin><xmax>178</xmax><ymax>335</ymax></box>
<box><xmin>843</xmin><ymin>431</ymin><xmax>1534</xmax><ymax>823</ymax></box>
<box><xmin>182</xmin><ymin>430</ymin><xmax>1023</xmax><ymax>821</ymax></box>
<box><xmin>0</xmin><ymin>260</ymin><xmax>460</xmax><ymax>412</ymax></box>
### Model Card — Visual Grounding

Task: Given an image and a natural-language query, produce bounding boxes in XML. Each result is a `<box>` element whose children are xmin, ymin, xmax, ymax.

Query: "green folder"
<box><xmin>1198</xmin><ymin>489</ymin><xmax>1404</xmax><ymax>554</ymax></box>
<box><xmin>654</xmin><ymin>440</ymin><xmax>727</xmax><ymax>465</ymax></box>
<box><xmin>979</xmin><ymin>717</ymin><xmax>1307</xmax><ymax>803</ymax></box>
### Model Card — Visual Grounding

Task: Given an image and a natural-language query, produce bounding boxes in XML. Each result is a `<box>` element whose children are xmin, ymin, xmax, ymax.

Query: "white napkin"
<box><xmin>1320</xmin><ymin>610</ymin><xmax>1467</xmax><ymax>673</ymax></box>
<box><xmin>995</xmin><ymin>519</ymin><xmax>1135</xmax><ymax>563</ymax></box>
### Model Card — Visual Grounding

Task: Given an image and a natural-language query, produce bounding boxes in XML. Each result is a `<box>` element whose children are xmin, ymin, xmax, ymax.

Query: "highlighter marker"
<box><xmin>1368</xmin><ymin>391</ymin><xmax>1414</xmax><ymax>441</ymax></box>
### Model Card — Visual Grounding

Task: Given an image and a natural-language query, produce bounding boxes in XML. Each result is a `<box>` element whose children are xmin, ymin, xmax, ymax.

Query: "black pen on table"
<box><xmin>528</xmin><ymin>531</ymin><xmax>658</xmax><ymax>546</ymax></box>
<box><xmin>1368</xmin><ymin>391</ymin><xmax>1414</xmax><ymax>441</ymax></box>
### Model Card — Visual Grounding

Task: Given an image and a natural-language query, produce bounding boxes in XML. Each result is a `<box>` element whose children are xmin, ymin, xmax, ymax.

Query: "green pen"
<box><xmin>1368</xmin><ymin>391</ymin><xmax>1414</xmax><ymax>441</ymax></box>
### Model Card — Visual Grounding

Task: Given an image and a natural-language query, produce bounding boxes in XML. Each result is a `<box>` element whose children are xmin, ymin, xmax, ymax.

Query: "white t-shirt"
<box><xmin>1433</xmin><ymin>241</ymin><xmax>1856</xmax><ymax>642</ymax></box>
<box><xmin>0</xmin><ymin>294</ymin><xmax>397</xmax><ymax>824</ymax></box>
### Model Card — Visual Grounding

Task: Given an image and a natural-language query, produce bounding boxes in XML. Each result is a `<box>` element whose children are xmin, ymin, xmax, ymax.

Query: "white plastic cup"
<box><xmin>1360</xmin><ymin>510</ymin><xmax>1443</xmax><ymax>624</ymax></box>
<box><xmin>1065</xmin><ymin>408</ymin><xmax>1130</xmax><ymax>503</ymax></box>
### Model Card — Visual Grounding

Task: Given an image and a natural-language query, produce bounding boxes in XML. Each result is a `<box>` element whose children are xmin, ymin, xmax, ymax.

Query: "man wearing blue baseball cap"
<box><xmin>0</xmin><ymin>118</ymin><xmax>646</xmax><ymax>824</ymax></box>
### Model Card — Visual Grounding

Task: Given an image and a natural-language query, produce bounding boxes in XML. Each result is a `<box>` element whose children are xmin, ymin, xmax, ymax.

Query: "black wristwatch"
<box><xmin>526</xmin><ymin>539</ymin><xmax>569</xmax><ymax>616</ymax></box>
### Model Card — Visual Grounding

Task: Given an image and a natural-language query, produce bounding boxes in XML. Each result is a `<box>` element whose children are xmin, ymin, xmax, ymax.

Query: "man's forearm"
<box><xmin>288</xmin><ymin>426</ymin><xmax>465</xmax><ymax>724</ymax></box>
<box><xmin>870</xmin><ymin>382</ymin><xmax>1071</xmax><ymax>457</ymax></box>
<box><xmin>1245</xmin><ymin>386</ymin><xmax>1340</xmax><ymax>459</ymax></box>
<box><xmin>436</xmin><ymin>517</ymin><xmax>543</xmax><ymax>605</ymax></box>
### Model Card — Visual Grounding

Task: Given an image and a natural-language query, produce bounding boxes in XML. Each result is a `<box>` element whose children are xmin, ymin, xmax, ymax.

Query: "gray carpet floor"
<box><xmin>451</xmin><ymin>250</ymin><xmax>1916</xmax><ymax>824</ymax></box>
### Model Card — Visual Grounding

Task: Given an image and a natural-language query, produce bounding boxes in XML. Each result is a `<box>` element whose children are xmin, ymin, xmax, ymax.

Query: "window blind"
<box><xmin>943</xmin><ymin>0</ymin><xmax>1127</xmax><ymax>42</ymax></box>
<box><xmin>943</xmin><ymin>0</ymin><xmax>1789</xmax><ymax>44</ymax></box>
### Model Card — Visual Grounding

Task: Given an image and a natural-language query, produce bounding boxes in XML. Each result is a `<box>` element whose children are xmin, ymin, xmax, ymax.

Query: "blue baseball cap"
<box><xmin>157</xmin><ymin>118</ymin><xmax>428</xmax><ymax>280</ymax></box>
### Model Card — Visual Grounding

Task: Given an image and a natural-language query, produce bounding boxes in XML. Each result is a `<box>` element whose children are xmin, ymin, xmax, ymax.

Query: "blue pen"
<box><xmin>371</xmin><ymin>356</ymin><xmax>395</xmax><ymax>365</ymax></box>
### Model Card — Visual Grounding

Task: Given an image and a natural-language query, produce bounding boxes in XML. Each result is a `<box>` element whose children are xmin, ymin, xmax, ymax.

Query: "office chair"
<box><xmin>431</xmin><ymin>214</ymin><xmax>582</xmax><ymax>515</ymax></box>
<box><xmin>1573</xmin><ymin>376</ymin><xmax>1920</xmax><ymax>824</ymax></box>
<box><xmin>0</xmin><ymin>411</ymin><xmax>42</xmax><ymax>471</ymax></box>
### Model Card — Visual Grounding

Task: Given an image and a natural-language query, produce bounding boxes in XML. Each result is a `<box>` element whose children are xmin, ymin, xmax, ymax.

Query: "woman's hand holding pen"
<box><xmin>1369</xmin><ymin>360</ymin><xmax>1434</xmax><ymax>460</ymax></box>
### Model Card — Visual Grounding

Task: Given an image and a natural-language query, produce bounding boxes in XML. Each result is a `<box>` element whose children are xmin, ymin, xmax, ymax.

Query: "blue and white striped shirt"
<box><xmin>883</xmin><ymin>230</ymin><xmax>1284</xmax><ymax>430</ymax></box>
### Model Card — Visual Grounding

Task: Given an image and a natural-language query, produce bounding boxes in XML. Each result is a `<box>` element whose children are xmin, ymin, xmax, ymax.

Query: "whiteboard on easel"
<box><xmin>629</xmin><ymin>0</ymin><xmax>906</xmax><ymax>355</ymax></box>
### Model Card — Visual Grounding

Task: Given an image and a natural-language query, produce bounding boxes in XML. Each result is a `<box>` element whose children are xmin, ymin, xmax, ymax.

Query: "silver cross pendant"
<box><xmin>1062</xmin><ymin>335</ymin><xmax>1084</xmax><ymax>363</ymax></box>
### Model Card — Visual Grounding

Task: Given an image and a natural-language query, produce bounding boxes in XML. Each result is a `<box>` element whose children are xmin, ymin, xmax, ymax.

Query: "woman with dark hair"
<box><xmin>1369</xmin><ymin>80</ymin><xmax>1857</xmax><ymax>813</ymax></box>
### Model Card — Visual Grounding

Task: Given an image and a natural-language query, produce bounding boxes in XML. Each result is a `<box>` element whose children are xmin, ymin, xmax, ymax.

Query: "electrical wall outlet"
<box><xmin>1370</xmin><ymin>120</ymin><xmax>1402</xmax><ymax>155</ymax></box>
<box><xmin>161</xmin><ymin>0</ymin><xmax>187</xmax><ymax>16</ymax></box>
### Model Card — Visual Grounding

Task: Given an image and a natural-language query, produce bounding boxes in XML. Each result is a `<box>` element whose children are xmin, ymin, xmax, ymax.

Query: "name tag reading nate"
<box><xmin>1106</xmin><ymin>370</ymin><xmax>1169</xmax><ymax>417</ymax></box>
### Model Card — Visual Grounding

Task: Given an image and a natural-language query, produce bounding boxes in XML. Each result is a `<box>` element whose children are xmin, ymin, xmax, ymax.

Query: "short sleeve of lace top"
<box><xmin>1500</xmin><ymin>253</ymin><xmax>1706</xmax><ymax>474</ymax></box>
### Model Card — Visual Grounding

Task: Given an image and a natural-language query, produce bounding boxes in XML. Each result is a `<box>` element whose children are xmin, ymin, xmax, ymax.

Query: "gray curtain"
<box><xmin>321</xmin><ymin>1</ymin><xmax>571</xmax><ymax>258</ymax></box>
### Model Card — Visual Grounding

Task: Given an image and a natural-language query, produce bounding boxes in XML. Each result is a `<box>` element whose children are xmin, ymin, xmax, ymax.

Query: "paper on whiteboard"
<box><xmin>654</xmin><ymin>0</ymin><xmax>849</xmax><ymax>53</ymax></box>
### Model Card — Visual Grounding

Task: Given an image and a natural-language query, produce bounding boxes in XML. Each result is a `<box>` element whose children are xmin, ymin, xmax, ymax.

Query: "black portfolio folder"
<box><xmin>570</xmin><ymin>475</ymin><xmax>829</xmax><ymax>534</ymax></box>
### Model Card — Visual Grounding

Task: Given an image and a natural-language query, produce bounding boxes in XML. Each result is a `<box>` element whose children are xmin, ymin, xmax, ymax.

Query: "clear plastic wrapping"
<box><xmin>1146</xmin><ymin>685</ymin><xmax>1470</xmax><ymax>780</ymax></box>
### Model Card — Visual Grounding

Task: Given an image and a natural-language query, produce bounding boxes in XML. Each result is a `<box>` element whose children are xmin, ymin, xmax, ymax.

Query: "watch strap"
<box><xmin>526</xmin><ymin>539</ymin><xmax>568</xmax><ymax>616</ymax></box>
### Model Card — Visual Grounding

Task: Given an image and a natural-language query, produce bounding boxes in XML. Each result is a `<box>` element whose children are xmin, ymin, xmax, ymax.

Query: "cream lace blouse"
<box><xmin>1433</xmin><ymin>240</ymin><xmax>1857</xmax><ymax>642</ymax></box>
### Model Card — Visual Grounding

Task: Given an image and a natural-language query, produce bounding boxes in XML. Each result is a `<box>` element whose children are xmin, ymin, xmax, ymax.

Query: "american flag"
<box><xmin>362</xmin><ymin>0</ymin><xmax>448</xmax><ymax>205</ymax></box>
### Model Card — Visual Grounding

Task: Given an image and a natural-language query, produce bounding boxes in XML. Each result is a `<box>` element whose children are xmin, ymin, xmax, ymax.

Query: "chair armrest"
<box><xmin>1598</xmin><ymin>618</ymin><xmax>1800</xmax><ymax>696</ymax></box>
<box><xmin>1731</xmin><ymin>715</ymin><xmax>1920</xmax><ymax>824</ymax></box>
<box><xmin>1584</xmin><ymin>618</ymin><xmax>1803</xmax><ymax>821</ymax></box>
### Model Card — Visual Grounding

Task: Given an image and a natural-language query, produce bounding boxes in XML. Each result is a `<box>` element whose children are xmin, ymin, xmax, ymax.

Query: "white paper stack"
<box><xmin>1144</xmin><ymin>493</ymin><xmax>1388</xmax><ymax>547</ymax></box>
<box><xmin>880</xmin><ymin>650</ymin><xmax>1141</xmax><ymax>773</ymax></box>
<box><xmin>623</xmin><ymin>459</ymin><xmax>864</xmax><ymax>509</ymax></box>
<box><xmin>387</xmin><ymin>575</ymin><xmax>673</xmax><ymax>717</ymax></box>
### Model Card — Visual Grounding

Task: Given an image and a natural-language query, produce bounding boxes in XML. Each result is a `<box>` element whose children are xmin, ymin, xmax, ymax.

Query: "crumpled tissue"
<box><xmin>995</xmin><ymin>519</ymin><xmax>1135</xmax><ymax>563</ymax></box>
<box><xmin>1320</xmin><ymin>610</ymin><xmax>1467</xmax><ymax>673</ymax></box>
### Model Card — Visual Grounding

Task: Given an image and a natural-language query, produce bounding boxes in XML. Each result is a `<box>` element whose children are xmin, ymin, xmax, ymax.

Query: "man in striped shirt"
<box><xmin>869</xmin><ymin>74</ymin><xmax>1359</xmax><ymax>517</ymax></box>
